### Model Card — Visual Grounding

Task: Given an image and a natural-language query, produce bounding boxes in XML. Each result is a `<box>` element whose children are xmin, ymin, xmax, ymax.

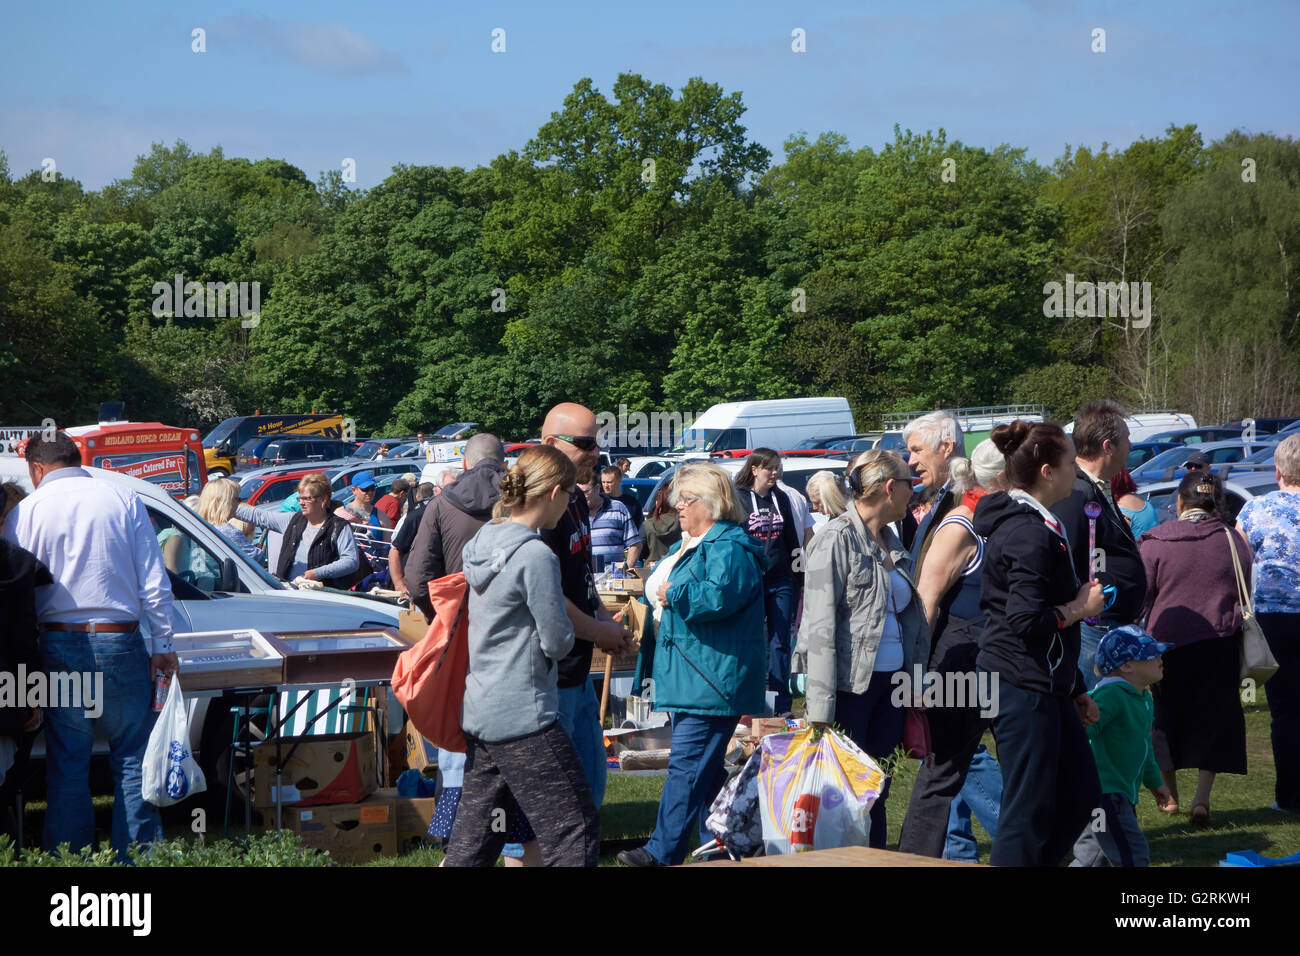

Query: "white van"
<box><xmin>1063</xmin><ymin>411</ymin><xmax>1198</xmax><ymax>443</ymax></box>
<box><xmin>671</xmin><ymin>397</ymin><xmax>855</xmax><ymax>454</ymax></box>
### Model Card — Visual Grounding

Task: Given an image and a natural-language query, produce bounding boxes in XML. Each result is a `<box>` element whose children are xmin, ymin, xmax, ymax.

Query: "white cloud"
<box><xmin>206</xmin><ymin>16</ymin><xmax>408</xmax><ymax>76</ymax></box>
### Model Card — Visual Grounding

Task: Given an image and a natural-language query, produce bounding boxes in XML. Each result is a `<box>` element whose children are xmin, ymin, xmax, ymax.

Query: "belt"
<box><xmin>41</xmin><ymin>621</ymin><xmax>139</xmax><ymax>634</ymax></box>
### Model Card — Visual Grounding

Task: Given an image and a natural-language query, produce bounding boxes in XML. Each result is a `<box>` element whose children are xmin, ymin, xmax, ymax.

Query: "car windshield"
<box><xmin>1138</xmin><ymin>447</ymin><xmax>1199</xmax><ymax>475</ymax></box>
<box><xmin>1244</xmin><ymin>446</ymin><xmax>1277</xmax><ymax>463</ymax></box>
<box><xmin>434</xmin><ymin>423</ymin><xmax>476</xmax><ymax>438</ymax></box>
<box><xmin>203</xmin><ymin>419</ymin><xmax>239</xmax><ymax>446</ymax></box>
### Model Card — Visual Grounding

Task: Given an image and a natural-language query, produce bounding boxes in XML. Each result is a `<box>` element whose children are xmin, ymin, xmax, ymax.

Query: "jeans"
<box><xmin>644</xmin><ymin>713</ymin><xmax>735</xmax><ymax>865</ymax></box>
<box><xmin>1078</xmin><ymin>622</ymin><xmax>1107</xmax><ymax>691</ymax></box>
<box><xmin>557</xmin><ymin>680</ymin><xmax>606</xmax><ymax>809</ymax></box>
<box><xmin>896</xmin><ymin>615</ymin><xmax>989</xmax><ymax>858</ymax></box>
<box><xmin>1070</xmin><ymin>792</ymin><xmax>1148</xmax><ymax>867</ymax></box>
<box><xmin>943</xmin><ymin>745</ymin><xmax>1002</xmax><ymax>862</ymax></box>
<box><xmin>765</xmin><ymin>579</ymin><xmax>796</xmax><ymax>713</ymax></box>
<box><xmin>39</xmin><ymin>630</ymin><xmax>162</xmax><ymax>859</ymax></box>
<box><xmin>989</xmin><ymin>680</ymin><xmax>1100</xmax><ymax>867</ymax></box>
<box><xmin>1260</xmin><ymin>613</ymin><xmax>1300</xmax><ymax>810</ymax></box>
<box><xmin>835</xmin><ymin>674</ymin><xmax>904</xmax><ymax>849</ymax></box>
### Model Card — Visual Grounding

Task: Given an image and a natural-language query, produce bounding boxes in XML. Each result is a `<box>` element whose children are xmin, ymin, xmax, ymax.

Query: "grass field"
<box><xmin>9</xmin><ymin>699</ymin><xmax>1299</xmax><ymax>866</ymax></box>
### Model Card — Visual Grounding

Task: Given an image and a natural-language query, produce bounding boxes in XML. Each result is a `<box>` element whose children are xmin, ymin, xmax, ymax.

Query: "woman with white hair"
<box><xmin>806</xmin><ymin>470</ymin><xmax>848</xmax><ymax>529</ymax></box>
<box><xmin>899</xmin><ymin>438</ymin><xmax>1006</xmax><ymax>860</ymax></box>
<box><xmin>619</xmin><ymin>462</ymin><xmax>767</xmax><ymax>866</ymax></box>
<box><xmin>1236</xmin><ymin>433</ymin><xmax>1300</xmax><ymax>814</ymax></box>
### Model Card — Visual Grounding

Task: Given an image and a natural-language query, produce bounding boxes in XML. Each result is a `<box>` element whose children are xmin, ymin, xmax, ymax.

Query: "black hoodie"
<box><xmin>974</xmin><ymin>491</ymin><xmax>1086</xmax><ymax>698</ymax></box>
<box><xmin>406</xmin><ymin>459</ymin><xmax>505</xmax><ymax>620</ymax></box>
<box><xmin>1</xmin><ymin>539</ymin><xmax>51</xmax><ymax>735</ymax></box>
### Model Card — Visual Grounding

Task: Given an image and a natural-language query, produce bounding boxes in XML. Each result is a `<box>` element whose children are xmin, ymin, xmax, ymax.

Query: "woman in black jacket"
<box><xmin>974</xmin><ymin>421</ymin><xmax>1104</xmax><ymax>866</ymax></box>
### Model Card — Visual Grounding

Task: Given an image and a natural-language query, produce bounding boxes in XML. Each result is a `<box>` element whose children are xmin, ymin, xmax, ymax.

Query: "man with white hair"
<box><xmin>903</xmin><ymin>410</ymin><xmax>964</xmax><ymax>576</ymax></box>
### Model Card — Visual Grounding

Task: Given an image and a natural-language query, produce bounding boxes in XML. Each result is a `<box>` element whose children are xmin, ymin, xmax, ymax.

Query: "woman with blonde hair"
<box><xmin>806</xmin><ymin>470</ymin><xmax>848</xmax><ymax>523</ymax></box>
<box><xmin>794</xmin><ymin>450</ymin><xmax>930</xmax><ymax>849</ymax></box>
<box><xmin>236</xmin><ymin>472</ymin><xmax>360</xmax><ymax>587</ymax></box>
<box><xmin>198</xmin><ymin>477</ymin><xmax>264</xmax><ymax>565</ymax></box>
<box><xmin>619</xmin><ymin>461</ymin><xmax>767</xmax><ymax>866</ymax></box>
<box><xmin>445</xmin><ymin>445</ymin><xmax>599</xmax><ymax>866</ymax></box>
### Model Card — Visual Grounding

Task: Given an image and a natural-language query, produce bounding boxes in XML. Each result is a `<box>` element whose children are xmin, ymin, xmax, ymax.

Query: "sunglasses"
<box><xmin>551</xmin><ymin>434</ymin><xmax>600</xmax><ymax>452</ymax></box>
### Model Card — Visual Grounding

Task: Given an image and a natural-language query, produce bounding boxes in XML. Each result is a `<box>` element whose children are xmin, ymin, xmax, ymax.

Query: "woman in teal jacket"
<box><xmin>619</xmin><ymin>462</ymin><xmax>767</xmax><ymax>866</ymax></box>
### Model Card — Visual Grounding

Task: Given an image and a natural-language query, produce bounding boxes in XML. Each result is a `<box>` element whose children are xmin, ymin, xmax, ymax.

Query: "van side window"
<box><xmin>717</xmin><ymin>428</ymin><xmax>747</xmax><ymax>451</ymax></box>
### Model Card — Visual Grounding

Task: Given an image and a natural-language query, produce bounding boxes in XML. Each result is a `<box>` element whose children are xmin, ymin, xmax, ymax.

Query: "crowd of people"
<box><xmin>1</xmin><ymin>398</ymin><xmax>1297</xmax><ymax>869</ymax></box>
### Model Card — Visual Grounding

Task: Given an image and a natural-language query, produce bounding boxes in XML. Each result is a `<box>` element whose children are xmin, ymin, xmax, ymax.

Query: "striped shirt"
<box><xmin>589</xmin><ymin>494</ymin><xmax>640</xmax><ymax>571</ymax></box>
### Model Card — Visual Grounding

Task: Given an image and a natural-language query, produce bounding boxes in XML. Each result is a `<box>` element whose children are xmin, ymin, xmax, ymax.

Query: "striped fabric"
<box><xmin>275</xmin><ymin>686</ymin><xmax>371</xmax><ymax>737</ymax></box>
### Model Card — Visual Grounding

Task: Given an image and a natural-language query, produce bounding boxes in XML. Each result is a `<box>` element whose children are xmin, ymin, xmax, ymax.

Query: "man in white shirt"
<box><xmin>2</xmin><ymin>432</ymin><xmax>178</xmax><ymax>857</ymax></box>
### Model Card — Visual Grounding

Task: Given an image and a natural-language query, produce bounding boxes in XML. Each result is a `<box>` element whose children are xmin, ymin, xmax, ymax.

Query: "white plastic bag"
<box><xmin>757</xmin><ymin>727</ymin><xmax>884</xmax><ymax>854</ymax></box>
<box><xmin>142</xmin><ymin>675</ymin><xmax>206</xmax><ymax>806</ymax></box>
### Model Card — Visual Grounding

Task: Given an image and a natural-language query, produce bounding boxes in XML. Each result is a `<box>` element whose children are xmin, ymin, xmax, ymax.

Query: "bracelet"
<box><xmin>1053</xmin><ymin>607</ymin><xmax>1068</xmax><ymax>630</ymax></box>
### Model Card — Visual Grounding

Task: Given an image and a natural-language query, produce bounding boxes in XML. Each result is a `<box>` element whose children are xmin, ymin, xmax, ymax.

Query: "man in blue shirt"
<box><xmin>4</xmin><ymin>432</ymin><xmax>178</xmax><ymax>858</ymax></box>
<box><xmin>581</xmin><ymin>480</ymin><xmax>641</xmax><ymax>572</ymax></box>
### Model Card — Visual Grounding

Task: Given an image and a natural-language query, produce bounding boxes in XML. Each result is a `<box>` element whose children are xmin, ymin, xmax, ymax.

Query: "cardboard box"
<box><xmin>269</xmin><ymin>800</ymin><xmax>397</xmax><ymax>864</ymax></box>
<box><xmin>369</xmin><ymin>788</ymin><xmax>438</xmax><ymax>853</ymax></box>
<box><xmin>403</xmin><ymin>721</ymin><xmax>439</xmax><ymax>776</ymax></box>
<box><xmin>604</xmin><ymin>565</ymin><xmax>647</xmax><ymax>596</ymax></box>
<box><xmin>253</xmin><ymin>731</ymin><xmax>379</xmax><ymax>808</ymax></box>
<box><xmin>398</xmin><ymin>607</ymin><xmax>429</xmax><ymax>643</ymax></box>
<box><xmin>749</xmin><ymin>717</ymin><xmax>789</xmax><ymax>739</ymax></box>
<box><xmin>590</xmin><ymin>598</ymin><xmax>645</xmax><ymax>673</ymax></box>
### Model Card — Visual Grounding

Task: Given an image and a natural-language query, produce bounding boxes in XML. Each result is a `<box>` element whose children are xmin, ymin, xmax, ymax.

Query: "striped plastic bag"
<box><xmin>758</xmin><ymin>727</ymin><xmax>884</xmax><ymax>855</ymax></box>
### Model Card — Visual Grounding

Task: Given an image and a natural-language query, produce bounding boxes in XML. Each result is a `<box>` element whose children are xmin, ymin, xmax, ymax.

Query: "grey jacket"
<box><xmin>792</xmin><ymin>504</ymin><xmax>930</xmax><ymax>724</ymax></box>
<box><xmin>460</xmin><ymin>519</ymin><xmax>576</xmax><ymax>743</ymax></box>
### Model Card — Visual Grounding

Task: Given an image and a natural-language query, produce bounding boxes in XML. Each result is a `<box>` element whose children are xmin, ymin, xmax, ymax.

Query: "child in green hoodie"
<box><xmin>1071</xmin><ymin>624</ymin><xmax>1175</xmax><ymax>867</ymax></box>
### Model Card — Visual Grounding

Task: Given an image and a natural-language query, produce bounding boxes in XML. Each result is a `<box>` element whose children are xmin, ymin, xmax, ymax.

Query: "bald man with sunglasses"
<box><xmin>541</xmin><ymin>403</ymin><xmax>634</xmax><ymax>809</ymax></box>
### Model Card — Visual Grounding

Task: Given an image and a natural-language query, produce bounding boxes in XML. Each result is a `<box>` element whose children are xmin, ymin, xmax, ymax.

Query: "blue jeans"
<box><xmin>943</xmin><ymin>745</ymin><xmax>1002</xmax><ymax>862</ymax></box>
<box><xmin>765</xmin><ymin>579</ymin><xmax>796</xmax><ymax>713</ymax></box>
<box><xmin>557</xmin><ymin>681</ymin><xmax>606</xmax><ymax>810</ymax></box>
<box><xmin>39</xmin><ymin>630</ymin><xmax>162</xmax><ymax>859</ymax></box>
<box><xmin>1070</xmin><ymin>792</ymin><xmax>1148</xmax><ymax>867</ymax></box>
<box><xmin>1078</xmin><ymin>623</ymin><xmax>1107</xmax><ymax>691</ymax></box>
<box><xmin>644</xmin><ymin>713</ymin><xmax>735</xmax><ymax>865</ymax></box>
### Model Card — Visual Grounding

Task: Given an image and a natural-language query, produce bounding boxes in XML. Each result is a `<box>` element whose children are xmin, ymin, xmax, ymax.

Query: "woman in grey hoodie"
<box><xmin>443</xmin><ymin>446</ymin><xmax>600</xmax><ymax>867</ymax></box>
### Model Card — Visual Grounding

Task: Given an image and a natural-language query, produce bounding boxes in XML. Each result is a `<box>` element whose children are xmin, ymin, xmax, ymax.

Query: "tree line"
<box><xmin>2</xmin><ymin>73</ymin><xmax>1297</xmax><ymax>438</ymax></box>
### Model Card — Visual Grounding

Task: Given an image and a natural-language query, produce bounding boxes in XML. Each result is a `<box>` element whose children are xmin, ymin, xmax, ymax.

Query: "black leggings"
<box><xmin>443</xmin><ymin>722</ymin><xmax>599</xmax><ymax>867</ymax></box>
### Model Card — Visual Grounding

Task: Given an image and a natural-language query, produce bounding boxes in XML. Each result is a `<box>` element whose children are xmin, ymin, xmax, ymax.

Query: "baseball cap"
<box><xmin>1095</xmin><ymin>624</ymin><xmax>1173</xmax><ymax>677</ymax></box>
<box><xmin>1183</xmin><ymin>450</ymin><xmax>1210</xmax><ymax>468</ymax></box>
<box><xmin>351</xmin><ymin>470</ymin><xmax>378</xmax><ymax>491</ymax></box>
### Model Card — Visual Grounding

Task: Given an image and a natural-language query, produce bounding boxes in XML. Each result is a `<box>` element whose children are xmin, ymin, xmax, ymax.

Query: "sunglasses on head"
<box><xmin>551</xmin><ymin>434</ymin><xmax>600</xmax><ymax>452</ymax></box>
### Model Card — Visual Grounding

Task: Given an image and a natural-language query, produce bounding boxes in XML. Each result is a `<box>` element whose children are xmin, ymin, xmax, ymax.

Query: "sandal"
<box><xmin>1190</xmin><ymin>803</ymin><xmax>1211</xmax><ymax>828</ymax></box>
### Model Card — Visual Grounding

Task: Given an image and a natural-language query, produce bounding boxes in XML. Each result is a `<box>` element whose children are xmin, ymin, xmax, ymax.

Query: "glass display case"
<box><xmin>173</xmin><ymin>630</ymin><xmax>284</xmax><ymax>690</ymax></box>
<box><xmin>264</xmin><ymin>628</ymin><xmax>413</xmax><ymax>684</ymax></box>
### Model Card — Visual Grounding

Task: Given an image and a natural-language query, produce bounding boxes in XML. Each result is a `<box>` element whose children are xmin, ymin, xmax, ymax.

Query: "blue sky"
<box><xmin>2</xmin><ymin>0</ymin><xmax>1296</xmax><ymax>190</ymax></box>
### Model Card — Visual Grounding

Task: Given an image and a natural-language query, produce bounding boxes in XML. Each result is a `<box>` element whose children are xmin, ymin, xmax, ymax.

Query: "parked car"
<box><xmin>0</xmin><ymin>458</ymin><xmax>402</xmax><ymax>791</ymax></box>
<box><xmin>1145</xmin><ymin>427</ymin><xmax>1249</xmax><ymax>446</ymax></box>
<box><xmin>1064</xmin><ymin>411</ymin><xmax>1198</xmax><ymax>443</ymax></box>
<box><xmin>1133</xmin><ymin>439</ymin><xmax>1269</xmax><ymax>485</ymax></box>
<box><xmin>329</xmin><ymin>460</ymin><xmax>420</xmax><ymax>491</ymax></box>
<box><xmin>1225</xmin><ymin>444</ymin><xmax>1278</xmax><ymax>475</ymax></box>
<box><xmin>349</xmin><ymin>437</ymin><xmax>417</xmax><ymax>461</ymax></box>
<box><xmin>1262</xmin><ymin>420</ymin><xmax>1300</xmax><ymax>442</ymax></box>
<box><xmin>644</xmin><ymin>455</ymin><xmax>850</xmax><ymax>519</ymax></box>
<box><xmin>1221</xmin><ymin>417</ymin><xmax>1299</xmax><ymax>435</ymax></box>
<box><xmin>431</xmin><ymin>422</ymin><xmax>479</xmax><ymax>440</ymax></box>
<box><xmin>1141</xmin><ymin>471</ymin><xmax>1281</xmax><ymax>526</ymax></box>
<box><xmin>238</xmin><ymin>467</ymin><xmax>323</xmax><ymax>507</ymax></box>
<box><xmin>619</xmin><ymin>455</ymin><xmax>677</xmax><ymax>479</ymax></box>
<box><xmin>236</xmin><ymin>435</ymin><xmax>355</xmax><ymax>471</ymax></box>
<box><xmin>1126</xmin><ymin>441</ymin><xmax>1182</xmax><ymax>472</ymax></box>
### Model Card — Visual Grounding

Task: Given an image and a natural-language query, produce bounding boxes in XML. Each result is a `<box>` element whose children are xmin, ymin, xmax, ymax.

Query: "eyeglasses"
<box><xmin>677</xmin><ymin>494</ymin><xmax>701</xmax><ymax>506</ymax></box>
<box><xmin>550</xmin><ymin>434</ymin><xmax>600</xmax><ymax>452</ymax></box>
<box><xmin>299</xmin><ymin>494</ymin><xmax>321</xmax><ymax>502</ymax></box>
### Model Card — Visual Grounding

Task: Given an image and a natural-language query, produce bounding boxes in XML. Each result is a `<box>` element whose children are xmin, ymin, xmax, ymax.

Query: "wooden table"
<box><xmin>695</xmin><ymin>846</ymin><xmax>982</xmax><ymax>867</ymax></box>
